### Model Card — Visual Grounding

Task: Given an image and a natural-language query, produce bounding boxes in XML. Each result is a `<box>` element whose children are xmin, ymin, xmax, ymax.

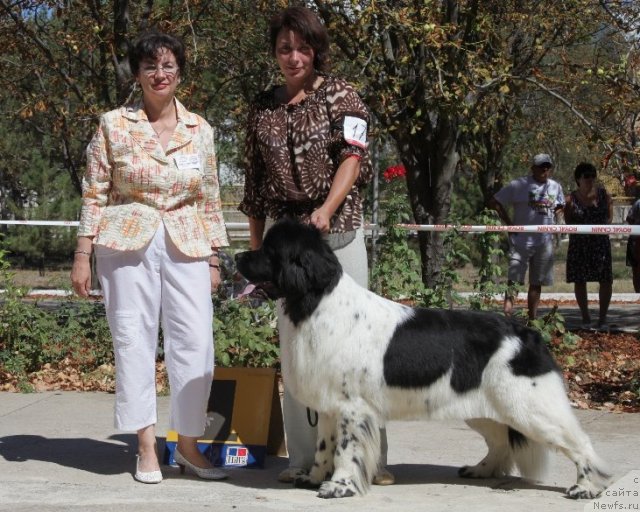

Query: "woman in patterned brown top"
<box><xmin>239</xmin><ymin>6</ymin><xmax>393</xmax><ymax>486</ymax></box>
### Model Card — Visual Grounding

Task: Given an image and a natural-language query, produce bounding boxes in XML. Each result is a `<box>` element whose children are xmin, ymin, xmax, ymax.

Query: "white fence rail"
<box><xmin>2</xmin><ymin>220</ymin><xmax>639</xmax><ymax>235</ymax></box>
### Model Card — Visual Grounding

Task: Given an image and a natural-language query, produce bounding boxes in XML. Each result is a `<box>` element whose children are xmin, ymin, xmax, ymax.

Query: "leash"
<box><xmin>306</xmin><ymin>407</ymin><xmax>318</xmax><ymax>427</ymax></box>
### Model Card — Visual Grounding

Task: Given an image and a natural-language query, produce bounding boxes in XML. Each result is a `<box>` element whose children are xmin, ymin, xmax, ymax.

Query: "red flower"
<box><xmin>383</xmin><ymin>164</ymin><xmax>406</xmax><ymax>182</ymax></box>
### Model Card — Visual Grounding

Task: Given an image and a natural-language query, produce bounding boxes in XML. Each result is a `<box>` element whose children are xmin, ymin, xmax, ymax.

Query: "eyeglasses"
<box><xmin>535</xmin><ymin>164</ymin><xmax>553</xmax><ymax>170</ymax></box>
<box><xmin>141</xmin><ymin>63</ymin><xmax>179</xmax><ymax>77</ymax></box>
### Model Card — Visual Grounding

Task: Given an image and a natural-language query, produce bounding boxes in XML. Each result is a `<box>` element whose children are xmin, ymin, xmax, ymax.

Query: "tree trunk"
<box><xmin>396</xmin><ymin>119</ymin><xmax>460</xmax><ymax>288</ymax></box>
<box><xmin>113</xmin><ymin>0</ymin><xmax>132</xmax><ymax>104</ymax></box>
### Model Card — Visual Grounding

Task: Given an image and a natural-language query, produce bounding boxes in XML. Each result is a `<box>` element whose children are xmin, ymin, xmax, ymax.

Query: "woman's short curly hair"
<box><xmin>574</xmin><ymin>162</ymin><xmax>597</xmax><ymax>183</ymax></box>
<box><xmin>269</xmin><ymin>6</ymin><xmax>330</xmax><ymax>72</ymax></box>
<box><xmin>129</xmin><ymin>30</ymin><xmax>186</xmax><ymax>78</ymax></box>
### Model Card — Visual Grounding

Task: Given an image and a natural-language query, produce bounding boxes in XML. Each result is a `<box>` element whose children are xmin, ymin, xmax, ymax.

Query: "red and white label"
<box><xmin>343</xmin><ymin>116</ymin><xmax>367</xmax><ymax>148</ymax></box>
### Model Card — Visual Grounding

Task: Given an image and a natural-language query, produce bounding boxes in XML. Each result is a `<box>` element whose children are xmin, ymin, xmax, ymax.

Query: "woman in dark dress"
<box><xmin>565</xmin><ymin>162</ymin><xmax>613</xmax><ymax>330</ymax></box>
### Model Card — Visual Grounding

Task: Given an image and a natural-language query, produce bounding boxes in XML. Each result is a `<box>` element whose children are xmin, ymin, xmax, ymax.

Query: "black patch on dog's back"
<box><xmin>508</xmin><ymin>323</ymin><xmax>560</xmax><ymax>376</ymax></box>
<box><xmin>383</xmin><ymin>309</ymin><xmax>558</xmax><ymax>392</ymax></box>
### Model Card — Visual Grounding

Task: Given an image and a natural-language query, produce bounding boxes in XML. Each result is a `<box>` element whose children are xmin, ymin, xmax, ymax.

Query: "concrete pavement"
<box><xmin>0</xmin><ymin>391</ymin><xmax>639</xmax><ymax>512</ymax></box>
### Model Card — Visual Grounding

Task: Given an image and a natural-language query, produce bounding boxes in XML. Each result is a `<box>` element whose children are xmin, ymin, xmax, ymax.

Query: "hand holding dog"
<box><xmin>209</xmin><ymin>266</ymin><xmax>221</xmax><ymax>292</ymax></box>
<box><xmin>310</xmin><ymin>207</ymin><xmax>332</xmax><ymax>233</ymax></box>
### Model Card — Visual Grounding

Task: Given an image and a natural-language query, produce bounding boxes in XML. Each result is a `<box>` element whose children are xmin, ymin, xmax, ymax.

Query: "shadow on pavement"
<box><xmin>0</xmin><ymin>434</ymin><xmax>140</xmax><ymax>476</ymax></box>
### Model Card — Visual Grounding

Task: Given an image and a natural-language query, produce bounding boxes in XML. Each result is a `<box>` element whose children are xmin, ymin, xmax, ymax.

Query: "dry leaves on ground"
<box><xmin>1</xmin><ymin>361</ymin><xmax>169</xmax><ymax>394</ymax></box>
<box><xmin>2</xmin><ymin>333</ymin><xmax>638</xmax><ymax>414</ymax></box>
<box><xmin>552</xmin><ymin>331</ymin><xmax>640</xmax><ymax>413</ymax></box>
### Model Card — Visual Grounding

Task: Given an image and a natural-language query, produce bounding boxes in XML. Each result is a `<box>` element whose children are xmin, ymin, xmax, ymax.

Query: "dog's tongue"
<box><xmin>236</xmin><ymin>284</ymin><xmax>256</xmax><ymax>298</ymax></box>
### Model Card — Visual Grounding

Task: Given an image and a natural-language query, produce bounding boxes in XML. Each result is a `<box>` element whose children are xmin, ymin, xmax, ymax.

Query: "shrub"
<box><xmin>0</xmin><ymin>242</ymin><xmax>280</xmax><ymax>390</ymax></box>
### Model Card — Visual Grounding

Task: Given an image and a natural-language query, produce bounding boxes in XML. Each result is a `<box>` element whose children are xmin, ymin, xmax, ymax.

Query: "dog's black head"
<box><xmin>235</xmin><ymin>219</ymin><xmax>343</xmax><ymax>324</ymax></box>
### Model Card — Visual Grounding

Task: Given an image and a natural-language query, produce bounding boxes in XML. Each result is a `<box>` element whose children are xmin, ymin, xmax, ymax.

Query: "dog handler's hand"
<box><xmin>310</xmin><ymin>208</ymin><xmax>331</xmax><ymax>233</ymax></box>
<box><xmin>70</xmin><ymin>256</ymin><xmax>92</xmax><ymax>298</ymax></box>
<box><xmin>209</xmin><ymin>266</ymin><xmax>222</xmax><ymax>292</ymax></box>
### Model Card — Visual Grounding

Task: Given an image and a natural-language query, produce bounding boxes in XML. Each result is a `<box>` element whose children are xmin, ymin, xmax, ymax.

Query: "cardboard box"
<box><xmin>164</xmin><ymin>367</ymin><xmax>284</xmax><ymax>468</ymax></box>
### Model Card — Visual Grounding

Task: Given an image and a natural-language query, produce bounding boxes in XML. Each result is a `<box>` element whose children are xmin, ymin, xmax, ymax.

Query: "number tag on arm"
<box><xmin>343</xmin><ymin>116</ymin><xmax>367</xmax><ymax>149</ymax></box>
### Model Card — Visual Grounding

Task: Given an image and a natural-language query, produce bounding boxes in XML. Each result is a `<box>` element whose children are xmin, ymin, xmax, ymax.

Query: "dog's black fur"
<box><xmin>236</xmin><ymin>219</ymin><xmax>611</xmax><ymax>500</ymax></box>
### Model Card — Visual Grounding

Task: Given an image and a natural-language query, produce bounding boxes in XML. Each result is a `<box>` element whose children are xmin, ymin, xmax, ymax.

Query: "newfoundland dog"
<box><xmin>235</xmin><ymin>220</ymin><xmax>611</xmax><ymax>500</ymax></box>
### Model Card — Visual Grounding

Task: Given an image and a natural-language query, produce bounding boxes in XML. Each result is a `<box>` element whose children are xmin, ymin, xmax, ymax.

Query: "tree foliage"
<box><xmin>311</xmin><ymin>0</ymin><xmax>638</xmax><ymax>286</ymax></box>
<box><xmin>0</xmin><ymin>0</ymin><xmax>639</xmax><ymax>281</ymax></box>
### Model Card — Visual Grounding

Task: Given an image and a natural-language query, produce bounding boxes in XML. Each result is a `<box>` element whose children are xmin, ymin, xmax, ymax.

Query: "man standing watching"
<box><xmin>488</xmin><ymin>153</ymin><xmax>565</xmax><ymax>320</ymax></box>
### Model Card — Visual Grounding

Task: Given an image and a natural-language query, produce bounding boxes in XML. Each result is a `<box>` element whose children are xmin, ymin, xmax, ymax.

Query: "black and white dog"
<box><xmin>235</xmin><ymin>220</ymin><xmax>611</xmax><ymax>500</ymax></box>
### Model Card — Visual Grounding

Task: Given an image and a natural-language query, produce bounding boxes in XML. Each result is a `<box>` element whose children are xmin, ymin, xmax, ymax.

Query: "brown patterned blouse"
<box><xmin>239</xmin><ymin>75</ymin><xmax>373</xmax><ymax>233</ymax></box>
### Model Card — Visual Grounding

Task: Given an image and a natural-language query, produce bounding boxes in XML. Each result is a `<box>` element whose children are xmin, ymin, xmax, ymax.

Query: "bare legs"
<box><xmin>574</xmin><ymin>281</ymin><xmax>612</xmax><ymax>327</ymax></box>
<box><xmin>137</xmin><ymin>426</ymin><xmax>212</xmax><ymax>472</ymax></box>
<box><xmin>598</xmin><ymin>281</ymin><xmax>612</xmax><ymax>327</ymax></box>
<box><xmin>527</xmin><ymin>285</ymin><xmax>542</xmax><ymax>320</ymax></box>
<box><xmin>504</xmin><ymin>283</ymin><xmax>541</xmax><ymax>321</ymax></box>
<box><xmin>633</xmin><ymin>265</ymin><xmax>640</xmax><ymax>293</ymax></box>
<box><xmin>176</xmin><ymin>434</ymin><xmax>214</xmax><ymax>469</ymax></box>
<box><xmin>574</xmin><ymin>282</ymin><xmax>590</xmax><ymax>325</ymax></box>
<box><xmin>137</xmin><ymin>425</ymin><xmax>160</xmax><ymax>473</ymax></box>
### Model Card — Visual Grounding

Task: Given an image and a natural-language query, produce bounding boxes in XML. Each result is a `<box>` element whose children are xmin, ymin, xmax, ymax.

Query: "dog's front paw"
<box><xmin>293</xmin><ymin>474</ymin><xmax>322</xmax><ymax>490</ymax></box>
<box><xmin>566</xmin><ymin>483</ymin><xmax>601</xmax><ymax>500</ymax></box>
<box><xmin>317</xmin><ymin>479</ymin><xmax>358</xmax><ymax>499</ymax></box>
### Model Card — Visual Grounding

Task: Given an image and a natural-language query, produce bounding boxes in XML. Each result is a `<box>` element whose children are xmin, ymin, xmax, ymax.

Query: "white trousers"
<box><xmin>96</xmin><ymin>225</ymin><xmax>214</xmax><ymax>436</ymax></box>
<box><xmin>278</xmin><ymin>229</ymin><xmax>388</xmax><ymax>469</ymax></box>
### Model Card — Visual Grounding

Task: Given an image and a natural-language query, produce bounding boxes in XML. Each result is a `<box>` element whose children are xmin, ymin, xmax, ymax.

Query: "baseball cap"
<box><xmin>532</xmin><ymin>153</ymin><xmax>553</xmax><ymax>167</ymax></box>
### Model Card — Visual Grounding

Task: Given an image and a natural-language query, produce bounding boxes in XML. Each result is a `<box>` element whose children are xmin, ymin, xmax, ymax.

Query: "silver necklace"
<box><xmin>151</xmin><ymin>122</ymin><xmax>169</xmax><ymax>138</ymax></box>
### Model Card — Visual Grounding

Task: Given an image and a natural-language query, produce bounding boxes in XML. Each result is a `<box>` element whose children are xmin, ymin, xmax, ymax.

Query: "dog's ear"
<box><xmin>273</xmin><ymin>225</ymin><xmax>341</xmax><ymax>295</ymax></box>
<box><xmin>299</xmin><ymin>243</ymin><xmax>341</xmax><ymax>290</ymax></box>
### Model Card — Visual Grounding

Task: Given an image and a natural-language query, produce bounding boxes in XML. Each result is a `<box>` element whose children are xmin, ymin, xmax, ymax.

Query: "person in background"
<box><xmin>239</xmin><ymin>6</ymin><xmax>394</xmax><ymax>486</ymax></box>
<box><xmin>564</xmin><ymin>162</ymin><xmax>613</xmax><ymax>330</ymax></box>
<box><xmin>626</xmin><ymin>196</ymin><xmax>640</xmax><ymax>293</ymax></box>
<box><xmin>70</xmin><ymin>30</ymin><xmax>229</xmax><ymax>484</ymax></box>
<box><xmin>488</xmin><ymin>153</ymin><xmax>565</xmax><ymax>320</ymax></box>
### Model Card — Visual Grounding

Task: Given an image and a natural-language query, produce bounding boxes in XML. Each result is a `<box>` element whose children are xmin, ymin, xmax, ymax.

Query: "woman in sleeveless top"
<box><xmin>564</xmin><ymin>162</ymin><xmax>613</xmax><ymax>330</ymax></box>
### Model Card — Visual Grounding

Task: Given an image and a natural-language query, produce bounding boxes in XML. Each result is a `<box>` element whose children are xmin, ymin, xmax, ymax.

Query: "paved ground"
<box><xmin>0</xmin><ymin>296</ymin><xmax>638</xmax><ymax>511</ymax></box>
<box><xmin>542</xmin><ymin>303</ymin><xmax>639</xmax><ymax>333</ymax></box>
<box><xmin>507</xmin><ymin>293</ymin><xmax>640</xmax><ymax>333</ymax></box>
<box><xmin>0</xmin><ymin>391</ymin><xmax>639</xmax><ymax>512</ymax></box>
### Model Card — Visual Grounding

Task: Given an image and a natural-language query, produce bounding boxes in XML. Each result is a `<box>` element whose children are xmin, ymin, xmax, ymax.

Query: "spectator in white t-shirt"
<box><xmin>488</xmin><ymin>153</ymin><xmax>565</xmax><ymax>320</ymax></box>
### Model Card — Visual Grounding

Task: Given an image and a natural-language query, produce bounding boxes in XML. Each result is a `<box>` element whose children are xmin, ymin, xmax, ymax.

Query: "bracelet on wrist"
<box><xmin>209</xmin><ymin>264</ymin><xmax>220</xmax><ymax>269</ymax></box>
<box><xmin>74</xmin><ymin>250</ymin><xmax>91</xmax><ymax>256</ymax></box>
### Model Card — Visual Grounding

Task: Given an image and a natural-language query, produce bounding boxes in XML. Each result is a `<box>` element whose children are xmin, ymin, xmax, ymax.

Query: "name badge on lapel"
<box><xmin>174</xmin><ymin>154</ymin><xmax>201</xmax><ymax>170</ymax></box>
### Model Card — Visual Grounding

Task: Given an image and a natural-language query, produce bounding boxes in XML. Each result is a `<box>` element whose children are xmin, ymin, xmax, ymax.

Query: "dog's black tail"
<box><xmin>508</xmin><ymin>427</ymin><xmax>550</xmax><ymax>482</ymax></box>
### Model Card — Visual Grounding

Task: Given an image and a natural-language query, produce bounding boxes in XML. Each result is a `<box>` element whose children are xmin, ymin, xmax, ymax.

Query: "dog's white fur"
<box><xmin>236</xmin><ymin>221</ymin><xmax>612</xmax><ymax>499</ymax></box>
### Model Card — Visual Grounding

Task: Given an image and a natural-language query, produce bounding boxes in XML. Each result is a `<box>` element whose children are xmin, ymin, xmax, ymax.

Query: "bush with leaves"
<box><xmin>0</xmin><ymin>243</ymin><xmax>281</xmax><ymax>391</ymax></box>
<box><xmin>371</xmin><ymin>164</ymin><xmax>422</xmax><ymax>298</ymax></box>
<box><xmin>466</xmin><ymin>209</ymin><xmax>513</xmax><ymax>311</ymax></box>
<box><xmin>213</xmin><ymin>295</ymin><xmax>278</xmax><ymax>369</ymax></box>
<box><xmin>414</xmin><ymin>224</ymin><xmax>467</xmax><ymax>310</ymax></box>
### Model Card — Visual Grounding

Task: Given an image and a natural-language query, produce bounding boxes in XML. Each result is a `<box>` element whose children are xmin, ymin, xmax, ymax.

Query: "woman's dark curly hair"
<box><xmin>574</xmin><ymin>162</ymin><xmax>597</xmax><ymax>183</ymax></box>
<box><xmin>269</xmin><ymin>6</ymin><xmax>330</xmax><ymax>72</ymax></box>
<box><xmin>129</xmin><ymin>30</ymin><xmax>186</xmax><ymax>78</ymax></box>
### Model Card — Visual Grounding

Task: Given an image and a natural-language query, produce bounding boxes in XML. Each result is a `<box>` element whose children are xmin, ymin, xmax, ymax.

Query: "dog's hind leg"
<box><xmin>497</xmin><ymin>374</ymin><xmax>612</xmax><ymax>499</ymax></box>
<box><xmin>316</xmin><ymin>402</ymin><xmax>381</xmax><ymax>499</ymax></box>
<box><xmin>509</xmin><ymin>414</ymin><xmax>610</xmax><ymax>498</ymax></box>
<box><xmin>294</xmin><ymin>412</ymin><xmax>336</xmax><ymax>490</ymax></box>
<box><xmin>459</xmin><ymin>419</ymin><xmax>516</xmax><ymax>479</ymax></box>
